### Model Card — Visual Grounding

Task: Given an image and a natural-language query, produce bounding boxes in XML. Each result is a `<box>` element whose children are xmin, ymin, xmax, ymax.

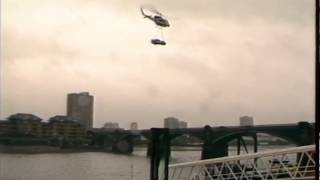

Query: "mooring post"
<box><xmin>253</xmin><ymin>133</ymin><xmax>258</xmax><ymax>153</ymax></box>
<box><xmin>237</xmin><ymin>137</ymin><xmax>241</xmax><ymax>155</ymax></box>
<box><xmin>201</xmin><ymin>125</ymin><xmax>212</xmax><ymax>160</ymax></box>
<box><xmin>147</xmin><ymin>141</ymin><xmax>152</xmax><ymax>157</ymax></box>
<box><xmin>252</xmin><ymin>133</ymin><xmax>258</xmax><ymax>164</ymax></box>
<box><xmin>150</xmin><ymin>128</ymin><xmax>170</xmax><ymax>180</ymax></box>
<box><xmin>297</xmin><ymin>122</ymin><xmax>314</xmax><ymax>166</ymax></box>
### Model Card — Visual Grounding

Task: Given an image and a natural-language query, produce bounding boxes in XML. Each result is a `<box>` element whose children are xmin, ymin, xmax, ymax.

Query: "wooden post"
<box><xmin>237</xmin><ymin>137</ymin><xmax>241</xmax><ymax>155</ymax></box>
<box><xmin>150</xmin><ymin>128</ymin><xmax>170</xmax><ymax>180</ymax></box>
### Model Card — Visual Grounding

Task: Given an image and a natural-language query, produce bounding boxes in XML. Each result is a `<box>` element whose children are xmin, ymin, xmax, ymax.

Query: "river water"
<box><xmin>0</xmin><ymin>145</ymin><xmax>293</xmax><ymax>180</ymax></box>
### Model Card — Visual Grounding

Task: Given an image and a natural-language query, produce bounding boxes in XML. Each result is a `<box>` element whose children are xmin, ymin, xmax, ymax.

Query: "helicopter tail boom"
<box><xmin>140</xmin><ymin>8</ymin><xmax>150</xmax><ymax>18</ymax></box>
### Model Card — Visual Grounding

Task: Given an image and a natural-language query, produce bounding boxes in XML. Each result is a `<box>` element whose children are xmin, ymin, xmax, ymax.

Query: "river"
<box><xmin>0</xmin><ymin>145</ymin><xmax>294</xmax><ymax>180</ymax></box>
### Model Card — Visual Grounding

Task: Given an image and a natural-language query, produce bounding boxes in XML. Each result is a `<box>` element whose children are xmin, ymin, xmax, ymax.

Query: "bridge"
<box><xmin>87</xmin><ymin>121</ymin><xmax>315</xmax><ymax>159</ymax></box>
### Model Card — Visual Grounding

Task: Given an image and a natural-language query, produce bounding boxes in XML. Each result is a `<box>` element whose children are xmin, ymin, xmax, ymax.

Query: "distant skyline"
<box><xmin>0</xmin><ymin>0</ymin><xmax>315</xmax><ymax>129</ymax></box>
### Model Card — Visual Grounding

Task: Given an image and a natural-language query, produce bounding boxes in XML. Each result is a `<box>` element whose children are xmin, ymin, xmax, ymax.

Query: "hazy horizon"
<box><xmin>0</xmin><ymin>0</ymin><xmax>315</xmax><ymax>129</ymax></box>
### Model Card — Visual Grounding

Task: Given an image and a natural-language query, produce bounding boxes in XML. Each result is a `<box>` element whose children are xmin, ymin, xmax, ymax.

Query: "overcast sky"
<box><xmin>0</xmin><ymin>0</ymin><xmax>315</xmax><ymax>129</ymax></box>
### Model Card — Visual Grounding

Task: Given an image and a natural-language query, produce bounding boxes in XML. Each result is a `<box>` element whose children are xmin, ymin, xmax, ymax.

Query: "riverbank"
<box><xmin>0</xmin><ymin>145</ymin><xmax>113</xmax><ymax>154</ymax></box>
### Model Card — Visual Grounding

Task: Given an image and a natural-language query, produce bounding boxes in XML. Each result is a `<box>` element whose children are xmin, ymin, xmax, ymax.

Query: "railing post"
<box><xmin>150</xmin><ymin>128</ymin><xmax>171</xmax><ymax>180</ymax></box>
<box><xmin>315</xmin><ymin>0</ymin><xmax>319</xmax><ymax>178</ymax></box>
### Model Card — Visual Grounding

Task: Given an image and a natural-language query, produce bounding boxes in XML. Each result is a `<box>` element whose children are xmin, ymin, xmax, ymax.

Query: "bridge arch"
<box><xmin>87</xmin><ymin>130</ymin><xmax>137</xmax><ymax>154</ymax></box>
<box><xmin>201</xmin><ymin>122</ymin><xmax>314</xmax><ymax>159</ymax></box>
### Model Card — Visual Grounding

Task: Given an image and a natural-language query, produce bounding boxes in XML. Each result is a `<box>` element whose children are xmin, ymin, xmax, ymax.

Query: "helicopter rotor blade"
<box><xmin>141</xmin><ymin>4</ymin><xmax>163</xmax><ymax>16</ymax></box>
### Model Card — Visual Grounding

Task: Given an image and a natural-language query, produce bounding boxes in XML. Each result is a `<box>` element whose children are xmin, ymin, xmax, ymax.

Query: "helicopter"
<box><xmin>140</xmin><ymin>7</ymin><xmax>170</xmax><ymax>27</ymax></box>
<box><xmin>140</xmin><ymin>6</ymin><xmax>170</xmax><ymax>45</ymax></box>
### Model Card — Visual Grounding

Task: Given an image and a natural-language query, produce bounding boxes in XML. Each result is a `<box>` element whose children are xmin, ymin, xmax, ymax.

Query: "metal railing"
<box><xmin>168</xmin><ymin>145</ymin><xmax>315</xmax><ymax>180</ymax></box>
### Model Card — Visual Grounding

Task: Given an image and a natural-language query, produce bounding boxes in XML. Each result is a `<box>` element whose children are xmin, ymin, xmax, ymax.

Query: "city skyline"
<box><xmin>1</xmin><ymin>0</ymin><xmax>315</xmax><ymax>129</ymax></box>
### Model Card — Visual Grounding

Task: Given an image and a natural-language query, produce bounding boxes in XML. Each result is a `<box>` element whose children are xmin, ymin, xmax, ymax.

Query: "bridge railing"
<box><xmin>168</xmin><ymin>145</ymin><xmax>315</xmax><ymax>180</ymax></box>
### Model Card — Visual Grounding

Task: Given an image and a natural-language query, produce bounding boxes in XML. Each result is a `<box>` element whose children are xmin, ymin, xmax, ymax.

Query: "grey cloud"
<box><xmin>161</xmin><ymin>0</ymin><xmax>314</xmax><ymax>26</ymax></box>
<box><xmin>1</xmin><ymin>0</ymin><xmax>315</xmax><ymax>128</ymax></box>
<box><xmin>3</xmin><ymin>29</ymin><xmax>78</xmax><ymax>61</ymax></box>
<box><xmin>144</xmin><ymin>84</ymin><xmax>160</xmax><ymax>98</ymax></box>
<box><xmin>161</xmin><ymin>54</ymin><xmax>218</xmax><ymax>80</ymax></box>
<box><xmin>76</xmin><ymin>0</ymin><xmax>313</xmax><ymax>25</ymax></box>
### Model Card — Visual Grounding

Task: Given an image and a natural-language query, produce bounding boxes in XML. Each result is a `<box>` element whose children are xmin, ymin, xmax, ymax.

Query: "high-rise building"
<box><xmin>130</xmin><ymin>122</ymin><xmax>138</xmax><ymax>130</ymax></box>
<box><xmin>67</xmin><ymin>92</ymin><xmax>94</xmax><ymax>130</ymax></box>
<box><xmin>103</xmin><ymin>122</ymin><xmax>119</xmax><ymax>129</ymax></box>
<box><xmin>164</xmin><ymin>117</ymin><xmax>180</xmax><ymax>129</ymax></box>
<box><xmin>240</xmin><ymin>116</ymin><xmax>254</xmax><ymax>126</ymax></box>
<box><xmin>179</xmin><ymin>121</ymin><xmax>188</xmax><ymax>128</ymax></box>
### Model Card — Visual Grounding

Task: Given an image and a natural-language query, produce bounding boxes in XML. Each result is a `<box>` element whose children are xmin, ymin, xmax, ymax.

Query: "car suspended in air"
<box><xmin>140</xmin><ymin>5</ymin><xmax>170</xmax><ymax>45</ymax></box>
<box><xmin>151</xmin><ymin>39</ymin><xmax>166</xmax><ymax>45</ymax></box>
